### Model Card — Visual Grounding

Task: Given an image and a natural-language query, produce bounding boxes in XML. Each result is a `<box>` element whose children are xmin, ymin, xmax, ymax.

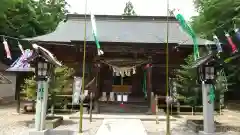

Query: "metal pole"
<box><xmin>165</xmin><ymin>0</ymin><xmax>170</xmax><ymax>134</ymax></box>
<box><xmin>35</xmin><ymin>80</ymin><xmax>43</xmax><ymax>131</ymax></box>
<box><xmin>79</xmin><ymin>0</ymin><xmax>88</xmax><ymax>133</ymax></box>
<box><xmin>199</xmin><ymin>81</ymin><xmax>215</xmax><ymax>135</ymax></box>
<box><xmin>40</xmin><ymin>79</ymin><xmax>49</xmax><ymax>130</ymax></box>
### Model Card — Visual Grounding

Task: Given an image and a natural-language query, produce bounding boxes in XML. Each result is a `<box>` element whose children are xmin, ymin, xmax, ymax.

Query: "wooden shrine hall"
<box><xmin>26</xmin><ymin>14</ymin><xmax>214</xmax><ymax>114</ymax></box>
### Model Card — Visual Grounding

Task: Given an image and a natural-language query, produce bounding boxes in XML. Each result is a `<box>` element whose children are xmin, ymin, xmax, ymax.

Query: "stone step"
<box><xmin>69</xmin><ymin>112</ymin><xmax>176</xmax><ymax>121</ymax></box>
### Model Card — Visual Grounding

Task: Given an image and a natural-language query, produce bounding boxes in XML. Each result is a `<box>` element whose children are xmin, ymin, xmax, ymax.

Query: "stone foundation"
<box><xmin>187</xmin><ymin>119</ymin><xmax>240</xmax><ymax>133</ymax></box>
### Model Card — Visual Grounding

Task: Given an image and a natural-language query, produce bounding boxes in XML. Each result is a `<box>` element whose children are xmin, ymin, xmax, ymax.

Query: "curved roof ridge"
<box><xmin>65</xmin><ymin>14</ymin><xmax>177</xmax><ymax>22</ymax></box>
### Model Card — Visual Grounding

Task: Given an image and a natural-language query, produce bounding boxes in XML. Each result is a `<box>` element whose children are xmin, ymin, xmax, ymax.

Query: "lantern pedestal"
<box><xmin>40</xmin><ymin>80</ymin><xmax>49</xmax><ymax>130</ymax></box>
<box><xmin>28</xmin><ymin>129</ymin><xmax>49</xmax><ymax>135</ymax></box>
<box><xmin>191</xmin><ymin>53</ymin><xmax>217</xmax><ymax>135</ymax></box>
<box><xmin>200</xmin><ymin>82</ymin><xmax>215</xmax><ymax>134</ymax></box>
<box><xmin>34</xmin><ymin>57</ymin><xmax>51</xmax><ymax>131</ymax></box>
<box><xmin>199</xmin><ymin>131</ymin><xmax>215</xmax><ymax>135</ymax></box>
<box><xmin>26</xmin><ymin>44</ymin><xmax>62</xmax><ymax>131</ymax></box>
<box><xmin>35</xmin><ymin>80</ymin><xmax>49</xmax><ymax>131</ymax></box>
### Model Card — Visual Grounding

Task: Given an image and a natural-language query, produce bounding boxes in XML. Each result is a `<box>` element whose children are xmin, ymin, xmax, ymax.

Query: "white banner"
<box><xmin>72</xmin><ymin>76</ymin><xmax>82</xmax><ymax>105</ymax></box>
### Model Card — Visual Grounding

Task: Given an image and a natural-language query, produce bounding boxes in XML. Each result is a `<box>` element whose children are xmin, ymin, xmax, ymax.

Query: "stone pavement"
<box><xmin>142</xmin><ymin>119</ymin><xmax>198</xmax><ymax>135</ymax></box>
<box><xmin>95</xmin><ymin>119</ymin><xmax>147</xmax><ymax>135</ymax></box>
<box><xmin>53</xmin><ymin>119</ymin><xmax>103</xmax><ymax>135</ymax></box>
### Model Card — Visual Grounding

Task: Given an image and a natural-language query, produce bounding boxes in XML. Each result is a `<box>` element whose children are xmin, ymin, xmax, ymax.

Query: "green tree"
<box><xmin>191</xmin><ymin>0</ymin><xmax>239</xmax><ymax>102</ymax></box>
<box><xmin>215</xmin><ymin>70</ymin><xmax>230</xmax><ymax>107</ymax></box>
<box><xmin>192</xmin><ymin>0</ymin><xmax>240</xmax><ymax>39</ymax></box>
<box><xmin>175</xmin><ymin>53</ymin><xmax>201</xmax><ymax>110</ymax></box>
<box><xmin>0</xmin><ymin>0</ymin><xmax>68</xmax><ymax>38</ymax></box>
<box><xmin>22</xmin><ymin>65</ymin><xmax>74</xmax><ymax>115</ymax></box>
<box><xmin>176</xmin><ymin>49</ymin><xmax>231</xmax><ymax>110</ymax></box>
<box><xmin>175</xmin><ymin>48</ymin><xmax>207</xmax><ymax>92</ymax></box>
<box><xmin>123</xmin><ymin>1</ymin><xmax>137</xmax><ymax>16</ymax></box>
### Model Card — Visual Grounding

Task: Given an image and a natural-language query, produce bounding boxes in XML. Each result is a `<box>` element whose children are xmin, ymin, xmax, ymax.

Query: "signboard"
<box><xmin>37</xmin><ymin>81</ymin><xmax>44</xmax><ymax>100</ymax></box>
<box><xmin>72</xmin><ymin>77</ymin><xmax>82</xmax><ymax>105</ymax></box>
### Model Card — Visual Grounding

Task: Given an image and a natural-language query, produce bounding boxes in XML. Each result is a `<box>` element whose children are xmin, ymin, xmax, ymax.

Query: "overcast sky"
<box><xmin>66</xmin><ymin>0</ymin><xmax>198</xmax><ymax>20</ymax></box>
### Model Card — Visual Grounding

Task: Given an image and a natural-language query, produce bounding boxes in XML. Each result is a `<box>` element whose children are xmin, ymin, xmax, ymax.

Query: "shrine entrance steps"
<box><xmin>99</xmin><ymin>102</ymin><xmax>148</xmax><ymax>114</ymax></box>
<box><xmin>69</xmin><ymin>112</ymin><xmax>176</xmax><ymax>121</ymax></box>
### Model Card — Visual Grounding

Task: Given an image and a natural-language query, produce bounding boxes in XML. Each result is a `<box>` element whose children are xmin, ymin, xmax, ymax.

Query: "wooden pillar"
<box><xmin>15</xmin><ymin>74</ymin><xmax>21</xmax><ymax>113</ymax></box>
<box><xmin>94</xmin><ymin>59</ymin><xmax>101</xmax><ymax>114</ymax></box>
<box><xmin>146</xmin><ymin>56</ymin><xmax>153</xmax><ymax>114</ymax></box>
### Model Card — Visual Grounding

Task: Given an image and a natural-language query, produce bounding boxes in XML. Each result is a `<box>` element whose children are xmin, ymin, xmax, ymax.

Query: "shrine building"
<box><xmin>25</xmin><ymin>14</ymin><xmax>214</xmax><ymax>113</ymax></box>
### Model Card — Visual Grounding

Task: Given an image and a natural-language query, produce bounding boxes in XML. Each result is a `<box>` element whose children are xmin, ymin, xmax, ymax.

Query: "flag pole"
<box><xmin>79</xmin><ymin>0</ymin><xmax>88</xmax><ymax>133</ymax></box>
<box><xmin>165</xmin><ymin>0</ymin><xmax>171</xmax><ymax>134</ymax></box>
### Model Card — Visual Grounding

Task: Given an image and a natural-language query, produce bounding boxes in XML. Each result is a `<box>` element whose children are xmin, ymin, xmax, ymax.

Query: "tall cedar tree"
<box><xmin>123</xmin><ymin>1</ymin><xmax>137</xmax><ymax>16</ymax></box>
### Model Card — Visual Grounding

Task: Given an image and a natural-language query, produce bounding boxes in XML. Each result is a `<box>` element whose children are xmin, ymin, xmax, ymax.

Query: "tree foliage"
<box><xmin>175</xmin><ymin>53</ymin><xmax>201</xmax><ymax>107</ymax></box>
<box><xmin>192</xmin><ymin>0</ymin><xmax>240</xmax><ymax>40</ymax></box>
<box><xmin>192</xmin><ymin>0</ymin><xmax>240</xmax><ymax>100</ymax></box>
<box><xmin>175</xmin><ymin>48</ymin><xmax>229</xmax><ymax>107</ymax></box>
<box><xmin>22</xmin><ymin>65</ymin><xmax>74</xmax><ymax>100</ymax></box>
<box><xmin>0</xmin><ymin>0</ymin><xmax>68</xmax><ymax>38</ymax></box>
<box><xmin>22</xmin><ymin>76</ymin><xmax>36</xmax><ymax>100</ymax></box>
<box><xmin>123</xmin><ymin>1</ymin><xmax>137</xmax><ymax>16</ymax></box>
<box><xmin>215</xmin><ymin>69</ymin><xmax>230</xmax><ymax>105</ymax></box>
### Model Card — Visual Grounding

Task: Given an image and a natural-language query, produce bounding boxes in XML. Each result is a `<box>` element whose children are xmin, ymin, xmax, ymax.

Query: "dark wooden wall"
<box><xmin>39</xmin><ymin>42</ymin><xmax>192</xmax><ymax>96</ymax></box>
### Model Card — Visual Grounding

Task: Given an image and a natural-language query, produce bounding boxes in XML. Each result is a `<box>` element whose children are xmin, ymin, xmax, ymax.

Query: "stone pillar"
<box><xmin>40</xmin><ymin>80</ymin><xmax>49</xmax><ymax>130</ymax></box>
<box><xmin>199</xmin><ymin>81</ymin><xmax>215</xmax><ymax>135</ymax></box>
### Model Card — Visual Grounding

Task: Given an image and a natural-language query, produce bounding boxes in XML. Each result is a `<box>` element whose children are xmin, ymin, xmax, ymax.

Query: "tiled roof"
<box><xmin>26</xmin><ymin>14</ymin><xmax>214</xmax><ymax>45</ymax></box>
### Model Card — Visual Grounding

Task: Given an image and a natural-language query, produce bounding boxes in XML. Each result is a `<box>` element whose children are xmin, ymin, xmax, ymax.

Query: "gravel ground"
<box><xmin>142</xmin><ymin>119</ymin><xmax>240</xmax><ymax>135</ymax></box>
<box><xmin>1</xmin><ymin>103</ymin><xmax>240</xmax><ymax>135</ymax></box>
<box><xmin>0</xmin><ymin>103</ymin><xmax>102</xmax><ymax>135</ymax></box>
<box><xmin>0</xmin><ymin>104</ymin><xmax>34</xmax><ymax>135</ymax></box>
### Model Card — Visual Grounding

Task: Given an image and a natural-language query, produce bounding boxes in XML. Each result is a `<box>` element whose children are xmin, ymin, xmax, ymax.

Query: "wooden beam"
<box><xmin>152</xmin><ymin>64</ymin><xmax>179</xmax><ymax>68</ymax></box>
